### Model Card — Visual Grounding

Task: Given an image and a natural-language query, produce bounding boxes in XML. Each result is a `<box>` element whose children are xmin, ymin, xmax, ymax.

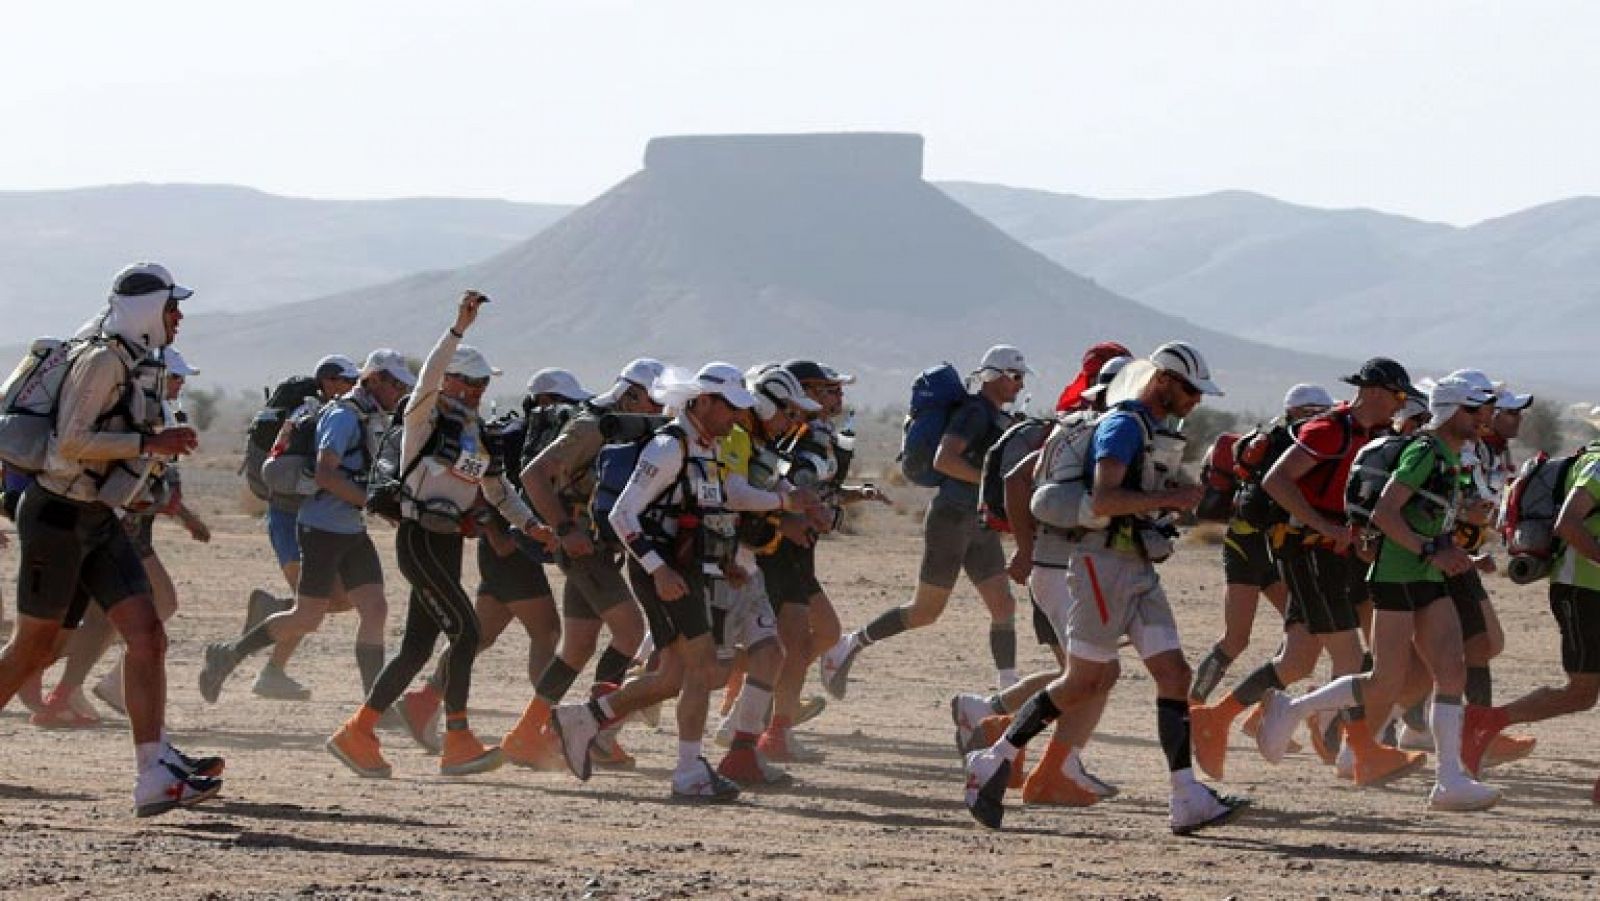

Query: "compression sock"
<box><xmin>998</xmin><ymin>692</ymin><xmax>1062</xmax><ymax>757</ymax></box>
<box><xmin>594</xmin><ymin>646</ymin><xmax>633</xmax><ymax>687</ymax></box>
<box><xmin>233</xmin><ymin>620</ymin><xmax>276</xmax><ymax>658</ymax></box>
<box><xmin>534</xmin><ymin>658</ymin><xmax>580</xmax><ymax>706</ymax></box>
<box><xmin>355</xmin><ymin>643</ymin><xmax>386</xmax><ymax>695</ymax></box>
<box><xmin>989</xmin><ymin>621</ymin><xmax>1017</xmax><ymax>674</ymax></box>
<box><xmin>1231</xmin><ymin>662</ymin><xmax>1285</xmax><ymax>707</ymax></box>
<box><xmin>1431</xmin><ymin>694</ymin><xmax>1467</xmax><ymax>782</ymax></box>
<box><xmin>1466</xmin><ymin>666</ymin><xmax>1493</xmax><ymax>707</ymax></box>
<box><xmin>1190</xmin><ymin>646</ymin><xmax>1234</xmax><ymax>703</ymax></box>
<box><xmin>860</xmin><ymin>608</ymin><xmax>909</xmax><ymax>646</ymax></box>
<box><xmin>1157</xmin><ymin>697</ymin><xmax>1194</xmax><ymax>774</ymax></box>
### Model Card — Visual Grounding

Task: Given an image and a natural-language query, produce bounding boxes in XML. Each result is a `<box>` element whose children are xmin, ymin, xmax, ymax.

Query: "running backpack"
<box><xmin>898</xmin><ymin>363</ymin><xmax>967</xmax><ymax>487</ymax></box>
<box><xmin>1196</xmin><ymin>433</ymin><xmax>1241</xmax><ymax>523</ymax></box>
<box><xmin>242</xmin><ymin>376</ymin><xmax>321</xmax><ymax>502</ymax></box>
<box><xmin>1501</xmin><ymin>442</ymin><xmax>1600</xmax><ymax>561</ymax></box>
<box><xmin>0</xmin><ymin>337</ymin><xmax>93</xmax><ymax>474</ymax></box>
<box><xmin>519</xmin><ymin>402</ymin><xmax>580</xmax><ymax>475</ymax></box>
<box><xmin>259</xmin><ymin>399</ymin><xmax>342</xmax><ymax>504</ymax></box>
<box><xmin>978</xmin><ymin>416</ymin><xmax>1051</xmax><ymax>532</ymax></box>
<box><xmin>1028</xmin><ymin>409</ymin><xmax>1115</xmax><ymax>531</ymax></box>
<box><xmin>1344</xmin><ymin>433</ymin><xmax>1454</xmax><ymax>529</ymax></box>
<box><xmin>589</xmin><ymin>420</ymin><xmax>683</xmax><ymax>546</ymax></box>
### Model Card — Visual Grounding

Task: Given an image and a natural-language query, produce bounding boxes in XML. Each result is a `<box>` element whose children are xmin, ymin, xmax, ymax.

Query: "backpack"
<box><xmin>1028</xmin><ymin>410</ymin><xmax>1115</xmax><ymax>531</ymax></box>
<box><xmin>1344</xmin><ymin>433</ymin><xmax>1454</xmax><ymax>529</ymax></box>
<box><xmin>589</xmin><ymin>421</ymin><xmax>684</xmax><ymax>546</ymax></box>
<box><xmin>0</xmin><ymin>337</ymin><xmax>95</xmax><ymax>474</ymax></box>
<box><xmin>979</xmin><ymin>416</ymin><xmax>1051</xmax><ymax>532</ymax></box>
<box><xmin>1196</xmin><ymin>433</ymin><xmax>1241</xmax><ymax>523</ymax></box>
<box><xmin>481</xmin><ymin>410</ymin><xmax>527</xmax><ymax>490</ymax></box>
<box><xmin>242</xmin><ymin>376</ymin><xmax>321</xmax><ymax>502</ymax></box>
<box><xmin>898</xmin><ymin>363</ymin><xmax>967</xmax><ymax>487</ymax></box>
<box><xmin>520</xmin><ymin>402</ymin><xmax>581</xmax><ymax>476</ymax></box>
<box><xmin>259</xmin><ymin>400</ymin><xmax>338</xmax><ymax>504</ymax></box>
<box><xmin>1501</xmin><ymin>442</ymin><xmax>1600</xmax><ymax>562</ymax></box>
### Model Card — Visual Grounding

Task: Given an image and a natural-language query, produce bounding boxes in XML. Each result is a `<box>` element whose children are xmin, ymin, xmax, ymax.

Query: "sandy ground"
<box><xmin>1</xmin><ymin>449</ymin><xmax>1597</xmax><ymax>900</ymax></box>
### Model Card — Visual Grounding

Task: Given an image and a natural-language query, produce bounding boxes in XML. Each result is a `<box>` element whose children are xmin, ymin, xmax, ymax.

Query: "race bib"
<box><xmin>696</xmin><ymin>479</ymin><xmax>724</xmax><ymax>507</ymax></box>
<box><xmin>450</xmin><ymin>435</ymin><xmax>491</xmax><ymax>483</ymax></box>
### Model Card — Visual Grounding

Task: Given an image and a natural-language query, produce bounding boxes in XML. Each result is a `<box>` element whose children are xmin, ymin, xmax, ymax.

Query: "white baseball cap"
<box><xmin>1494</xmin><ymin>383</ymin><xmax>1534</xmax><ymax>411</ymax></box>
<box><xmin>748</xmin><ymin>365</ymin><xmax>822</xmax><ymax>416</ymax></box>
<box><xmin>1428</xmin><ymin>373</ymin><xmax>1496</xmax><ymax>424</ymax></box>
<box><xmin>1446</xmin><ymin>369</ymin><xmax>1498</xmax><ymax>401</ymax></box>
<box><xmin>594</xmin><ymin>357</ymin><xmax>666</xmax><ymax>407</ymax></box>
<box><xmin>1151</xmin><ymin>341</ymin><xmax>1223</xmax><ymax>396</ymax></box>
<box><xmin>111</xmin><ymin>262</ymin><xmax>193</xmax><ymax>301</ymax></box>
<box><xmin>1283</xmin><ymin>383</ymin><xmax>1334</xmax><ymax>411</ymax></box>
<box><xmin>975</xmin><ymin>344</ymin><xmax>1034</xmax><ymax>377</ymax></box>
<box><xmin>314</xmin><ymin>354</ymin><xmax>360</xmax><ymax>381</ymax></box>
<box><xmin>363</xmin><ymin>348</ymin><xmax>417</xmax><ymax>388</ymax></box>
<box><xmin>446</xmin><ymin>345</ymin><xmax>501</xmax><ymax>381</ymax></box>
<box><xmin>1082</xmin><ymin>355</ymin><xmax>1133</xmax><ymax>403</ymax></box>
<box><xmin>527</xmin><ymin>367</ymin><xmax>593</xmax><ymax>402</ymax></box>
<box><xmin>164</xmin><ymin>347</ymin><xmax>199</xmax><ymax>377</ymax></box>
<box><xmin>694</xmin><ymin>362</ymin><xmax>757</xmax><ymax>409</ymax></box>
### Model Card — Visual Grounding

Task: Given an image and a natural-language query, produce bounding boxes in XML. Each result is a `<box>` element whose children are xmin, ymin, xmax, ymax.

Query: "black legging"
<box><xmin>367</xmin><ymin>521</ymin><xmax>481</xmax><ymax>718</ymax></box>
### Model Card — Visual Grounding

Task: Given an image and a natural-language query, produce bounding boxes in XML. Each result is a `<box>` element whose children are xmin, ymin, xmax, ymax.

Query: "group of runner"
<box><xmin>1</xmin><ymin>265</ymin><xmax>1596</xmax><ymax>830</ymax></box>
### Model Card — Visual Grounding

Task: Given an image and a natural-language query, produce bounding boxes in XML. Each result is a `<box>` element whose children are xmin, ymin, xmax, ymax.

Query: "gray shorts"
<box><xmin>1031</xmin><ymin>547</ymin><xmax>1180</xmax><ymax>663</ymax></box>
<box><xmin>556</xmin><ymin>548</ymin><xmax>633</xmax><ymax>620</ymax></box>
<box><xmin>918</xmin><ymin>500</ymin><xmax>1006</xmax><ymax>590</ymax></box>
<box><xmin>710</xmin><ymin>571</ymin><xmax>779</xmax><ymax>662</ymax></box>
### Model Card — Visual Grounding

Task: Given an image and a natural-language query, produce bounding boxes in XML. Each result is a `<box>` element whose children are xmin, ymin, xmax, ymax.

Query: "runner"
<box><xmin>961</xmin><ymin>342</ymin><xmax>1248</xmax><ymax>835</ymax></box>
<box><xmin>500</xmin><ymin>358</ymin><xmax>664</xmax><ymax>770</ymax></box>
<box><xmin>1189</xmin><ymin>358</ymin><xmax>1417</xmax><ymax>781</ymax></box>
<box><xmin>1256</xmin><ymin>374</ymin><xmax>1502</xmax><ymax>811</ymax></box>
<box><xmin>327</xmin><ymin>291</ymin><xmax>532</xmax><ymax>777</ymax></box>
<box><xmin>200</xmin><ymin>348</ymin><xmax>414</xmax><ymax>705</ymax></box>
<box><xmin>0</xmin><ymin>262</ymin><xmax>222</xmax><ymax>816</ymax></box>
<box><xmin>820</xmin><ymin>345</ymin><xmax>1030</xmax><ymax>699</ymax></box>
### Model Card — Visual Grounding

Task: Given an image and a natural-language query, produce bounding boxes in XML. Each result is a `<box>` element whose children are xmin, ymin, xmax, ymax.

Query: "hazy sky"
<box><xmin>5</xmin><ymin>2</ymin><xmax>1594</xmax><ymax>224</ymax></box>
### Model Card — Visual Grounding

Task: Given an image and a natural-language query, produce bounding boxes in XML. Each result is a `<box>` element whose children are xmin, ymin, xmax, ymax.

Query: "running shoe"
<box><xmin>1303</xmin><ymin>709</ymin><xmax>1340</xmax><ymax>765</ymax></box>
<box><xmin>1482</xmin><ymin>732</ymin><xmax>1537</xmax><ymax>769</ymax></box>
<box><xmin>92</xmin><ymin>669</ymin><xmax>126</xmax><ymax>717</ymax></box>
<box><xmin>963</xmin><ymin>748</ymin><xmax>1012</xmax><ymax>830</ymax></box>
<box><xmin>794</xmin><ymin>695</ymin><xmax>828</xmax><ymax>726</ymax></box>
<box><xmin>716</xmin><ymin>745</ymin><xmax>792</xmax><ymax>789</ymax></box>
<box><xmin>1253</xmin><ymin>689</ymin><xmax>1298</xmax><ymax>764</ymax></box>
<box><xmin>818</xmin><ymin>634</ymin><xmax>861</xmax><ymax>701</ymax></box>
<box><xmin>590</xmin><ymin>729</ymin><xmax>637</xmax><ymax>770</ymax></box>
<box><xmin>1022</xmin><ymin>753</ymin><xmax>1098</xmax><ymax>807</ymax></box>
<box><xmin>440</xmin><ymin>728</ymin><xmax>504</xmax><ymax>777</ymax></box>
<box><xmin>1188</xmin><ymin>702</ymin><xmax>1234</xmax><ymax>780</ymax></box>
<box><xmin>757</xmin><ymin>726</ymin><xmax>824</xmax><ymax>764</ymax></box>
<box><xmin>1460</xmin><ymin>705</ymin><xmax>1510</xmax><ymax>776</ymax></box>
<box><xmin>134</xmin><ymin>759</ymin><xmax>222</xmax><ymax>818</ymax></box>
<box><xmin>950</xmin><ymin>692</ymin><xmax>993</xmax><ymax>757</ymax></box>
<box><xmin>399</xmin><ymin>689</ymin><xmax>443</xmax><ymax>755</ymax></box>
<box><xmin>198</xmin><ymin>643</ymin><xmax>241</xmax><ymax>705</ymax></box>
<box><xmin>169</xmin><ymin>744</ymin><xmax>226</xmax><ymax>779</ymax></box>
<box><xmin>713</xmin><ymin>716</ymin><xmax>736</xmax><ymax>749</ymax></box>
<box><xmin>252</xmin><ymin>664</ymin><xmax>312</xmax><ymax>702</ymax></box>
<box><xmin>1428</xmin><ymin>776</ymin><xmax>1501</xmax><ymax>812</ymax></box>
<box><xmin>671</xmin><ymin>756</ymin><xmax>742</xmax><ymax>803</ymax></box>
<box><xmin>326</xmin><ymin>721</ymin><xmax>392</xmax><ymax>779</ymax></box>
<box><xmin>1064</xmin><ymin>753</ymin><xmax>1119</xmax><ymax>800</ymax></box>
<box><xmin>550</xmin><ymin>703</ymin><xmax>600</xmax><ymax>781</ymax></box>
<box><xmin>1397</xmin><ymin>721</ymin><xmax>1434</xmax><ymax>751</ymax></box>
<box><xmin>1170</xmin><ymin>782</ymin><xmax>1249</xmax><ymax>836</ymax></box>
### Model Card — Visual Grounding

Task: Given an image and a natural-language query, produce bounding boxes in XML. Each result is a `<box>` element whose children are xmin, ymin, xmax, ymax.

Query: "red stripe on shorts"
<box><xmin>1083</xmin><ymin>555</ymin><xmax>1110</xmax><ymax>624</ymax></box>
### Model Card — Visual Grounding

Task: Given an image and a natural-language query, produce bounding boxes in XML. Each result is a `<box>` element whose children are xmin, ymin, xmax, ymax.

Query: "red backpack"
<box><xmin>1196</xmin><ymin>433</ymin><xmax>1241</xmax><ymax>523</ymax></box>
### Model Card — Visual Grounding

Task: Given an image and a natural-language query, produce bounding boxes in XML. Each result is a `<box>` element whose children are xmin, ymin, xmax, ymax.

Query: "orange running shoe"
<box><xmin>1482</xmin><ymin>732</ymin><xmax>1536</xmax><ymax>769</ymax></box>
<box><xmin>590</xmin><ymin>729</ymin><xmax>637</xmax><ymax>770</ymax></box>
<box><xmin>1460</xmin><ymin>705</ymin><xmax>1510</xmax><ymax>777</ymax></box>
<box><xmin>1191</xmin><ymin>699</ymin><xmax>1242</xmax><ymax>780</ymax></box>
<box><xmin>1346</xmin><ymin>721</ymin><xmax>1426</xmax><ymax>787</ymax></box>
<box><xmin>1021</xmin><ymin>741</ymin><xmax>1098</xmax><ymax>807</ymax></box>
<box><xmin>327</xmin><ymin>719</ymin><xmax>392</xmax><ymax>778</ymax></box>
<box><xmin>503</xmin><ymin>699</ymin><xmax>567</xmax><ymax>770</ymax></box>
<box><xmin>440</xmin><ymin>726</ymin><xmax>504</xmax><ymax>776</ymax></box>
<box><xmin>975</xmin><ymin>716</ymin><xmax>1028</xmax><ymax>789</ymax></box>
<box><xmin>716</xmin><ymin>744</ymin><xmax>792</xmax><ymax>788</ymax></box>
<box><xmin>399</xmin><ymin>687</ymin><xmax>442</xmax><ymax>755</ymax></box>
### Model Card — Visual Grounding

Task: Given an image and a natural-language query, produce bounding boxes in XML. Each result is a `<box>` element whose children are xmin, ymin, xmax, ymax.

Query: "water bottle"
<box><xmin>836</xmin><ymin>411</ymin><xmax>857</xmax><ymax>453</ymax></box>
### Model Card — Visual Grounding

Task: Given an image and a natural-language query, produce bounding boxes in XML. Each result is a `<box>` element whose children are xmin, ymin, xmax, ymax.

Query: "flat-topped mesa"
<box><xmin>644</xmin><ymin>133</ymin><xmax>925</xmax><ymax>185</ymax></box>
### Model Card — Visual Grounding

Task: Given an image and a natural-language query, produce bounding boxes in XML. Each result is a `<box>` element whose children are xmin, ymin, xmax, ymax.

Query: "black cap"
<box><xmin>1340</xmin><ymin>357</ymin><xmax>1423</xmax><ymax>401</ymax></box>
<box><xmin>783</xmin><ymin>359</ymin><xmax>833</xmax><ymax>384</ymax></box>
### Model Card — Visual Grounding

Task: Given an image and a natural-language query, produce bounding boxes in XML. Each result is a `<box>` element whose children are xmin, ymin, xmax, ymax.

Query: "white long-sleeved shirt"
<box><xmin>609</xmin><ymin>413</ymin><xmax>732</xmax><ymax>574</ymax></box>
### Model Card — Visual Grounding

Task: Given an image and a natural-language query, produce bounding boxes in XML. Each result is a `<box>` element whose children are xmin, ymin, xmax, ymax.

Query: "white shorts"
<box><xmin>1029</xmin><ymin>547</ymin><xmax>1181</xmax><ymax>663</ymax></box>
<box><xmin>710</xmin><ymin>571</ymin><xmax>779</xmax><ymax>662</ymax></box>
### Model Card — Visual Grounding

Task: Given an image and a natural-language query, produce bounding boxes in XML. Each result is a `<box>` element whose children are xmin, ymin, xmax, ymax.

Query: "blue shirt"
<box><xmin>1085</xmin><ymin>401</ymin><xmax>1155</xmax><ymax>487</ymax></box>
<box><xmin>296</xmin><ymin>400</ymin><xmax>372</xmax><ymax>535</ymax></box>
<box><xmin>933</xmin><ymin>393</ymin><xmax>1010</xmax><ymax>510</ymax></box>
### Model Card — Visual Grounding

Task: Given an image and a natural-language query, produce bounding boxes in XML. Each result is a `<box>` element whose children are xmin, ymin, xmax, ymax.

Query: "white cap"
<box><xmin>1446</xmin><ymin>369</ymin><xmax>1498</xmax><ymax>400</ymax></box>
<box><xmin>164</xmin><ymin>348</ymin><xmax>199</xmax><ymax>377</ymax></box>
<box><xmin>748</xmin><ymin>365</ymin><xmax>822</xmax><ymax>419</ymax></box>
<box><xmin>1283</xmin><ymin>383</ymin><xmax>1334</xmax><ymax>412</ymax></box>
<box><xmin>111</xmin><ymin>262</ymin><xmax>193</xmax><ymax>301</ymax></box>
<box><xmin>1151</xmin><ymin>341</ymin><xmax>1223</xmax><ymax>396</ymax></box>
<box><xmin>594</xmin><ymin>357</ymin><xmax>666</xmax><ymax>407</ymax></box>
<box><xmin>975</xmin><ymin>344</ymin><xmax>1034</xmax><ymax>378</ymax></box>
<box><xmin>1399</xmin><ymin>395</ymin><xmax>1429</xmax><ymax>421</ymax></box>
<box><xmin>363</xmin><ymin>348</ymin><xmax>417</xmax><ymax>388</ymax></box>
<box><xmin>314</xmin><ymin>354</ymin><xmax>360</xmax><ymax>381</ymax></box>
<box><xmin>1494</xmin><ymin>383</ymin><xmax>1534</xmax><ymax>411</ymax></box>
<box><xmin>1083</xmin><ymin>355</ymin><xmax>1133</xmax><ymax>402</ymax></box>
<box><xmin>694</xmin><ymin>362</ymin><xmax>757</xmax><ymax>410</ymax></box>
<box><xmin>446</xmin><ymin>345</ymin><xmax>501</xmax><ymax>381</ymax></box>
<box><xmin>1428</xmin><ymin>374</ymin><xmax>1496</xmax><ymax>424</ymax></box>
<box><xmin>526</xmin><ymin>368</ymin><xmax>593</xmax><ymax>401</ymax></box>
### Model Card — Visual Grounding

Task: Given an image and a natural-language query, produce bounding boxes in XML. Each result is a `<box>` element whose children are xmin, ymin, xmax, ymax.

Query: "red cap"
<box><xmin>1055</xmin><ymin>342</ymin><xmax>1132</xmax><ymax>412</ymax></box>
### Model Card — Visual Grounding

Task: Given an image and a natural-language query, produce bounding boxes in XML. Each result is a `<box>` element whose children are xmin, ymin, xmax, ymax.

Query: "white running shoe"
<box><xmin>963</xmin><ymin>747</ymin><xmax>1011</xmax><ymax>830</ymax></box>
<box><xmin>950</xmin><ymin>692</ymin><xmax>993</xmax><ymax>756</ymax></box>
<box><xmin>252</xmin><ymin>665</ymin><xmax>312</xmax><ymax>701</ymax></box>
<box><xmin>549</xmin><ymin>703</ymin><xmax>600</xmax><ymax>781</ymax></box>
<box><xmin>1254</xmin><ymin>689</ymin><xmax>1297</xmax><ymax>764</ymax></box>
<box><xmin>818</xmin><ymin>634</ymin><xmax>862</xmax><ymax>701</ymax></box>
<box><xmin>671</xmin><ymin>756</ymin><xmax>741</xmax><ymax>803</ymax></box>
<box><xmin>1429</xmin><ymin>777</ymin><xmax>1501</xmax><ymax>812</ymax></box>
<box><xmin>1065</xmin><ymin>753</ymin><xmax>1120</xmax><ymax>800</ymax></box>
<box><xmin>1398</xmin><ymin>722</ymin><xmax>1434</xmax><ymax>752</ymax></box>
<box><xmin>1170</xmin><ymin>781</ymin><xmax>1249</xmax><ymax>836</ymax></box>
<box><xmin>134</xmin><ymin>758</ymin><xmax>222</xmax><ymax>818</ymax></box>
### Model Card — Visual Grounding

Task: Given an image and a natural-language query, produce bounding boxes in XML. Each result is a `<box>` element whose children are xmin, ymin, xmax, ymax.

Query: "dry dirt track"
<box><xmin>1</xmin><ymin>451</ymin><xmax>1597</xmax><ymax>899</ymax></box>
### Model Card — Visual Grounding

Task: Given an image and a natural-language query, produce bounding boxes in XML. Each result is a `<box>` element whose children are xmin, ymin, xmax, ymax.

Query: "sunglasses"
<box><xmin>450</xmin><ymin>374</ymin><xmax>491</xmax><ymax>389</ymax></box>
<box><xmin>1003</xmin><ymin>369</ymin><xmax>1027</xmax><ymax>382</ymax></box>
<box><xmin>1166</xmin><ymin>372</ymin><xmax>1201</xmax><ymax>397</ymax></box>
<box><xmin>117</xmin><ymin>272</ymin><xmax>174</xmax><ymax>296</ymax></box>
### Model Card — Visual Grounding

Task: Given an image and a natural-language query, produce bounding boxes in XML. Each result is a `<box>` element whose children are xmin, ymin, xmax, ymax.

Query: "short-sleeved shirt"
<box><xmin>1555</xmin><ymin>452</ymin><xmax>1600</xmax><ymax>590</ymax></box>
<box><xmin>935</xmin><ymin>393</ymin><xmax>1010</xmax><ymax>509</ymax></box>
<box><xmin>1084</xmin><ymin>401</ymin><xmax>1157</xmax><ymax>552</ymax></box>
<box><xmin>1291</xmin><ymin>404</ymin><xmax>1372</xmax><ymax>519</ymax></box>
<box><xmin>534</xmin><ymin>412</ymin><xmax>607</xmax><ymax>508</ymax></box>
<box><xmin>1370</xmin><ymin>437</ymin><xmax>1461</xmax><ymax>585</ymax></box>
<box><xmin>297</xmin><ymin>398</ymin><xmax>375</xmax><ymax>535</ymax></box>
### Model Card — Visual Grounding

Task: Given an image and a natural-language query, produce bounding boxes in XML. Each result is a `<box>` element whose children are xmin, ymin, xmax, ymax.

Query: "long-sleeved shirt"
<box><xmin>42</xmin><ymin>340</ymin><xmax>163</xmax><ymax>503</ymax></box>
<box><xmin>609</xmin><ymin>413</ymin><xmax>734</xmax><ymax>575</ymax></box>
<box><xmin>400</xmin><ymin>328</ymin><xmax>532</xmax><ymax>529</ymax></box>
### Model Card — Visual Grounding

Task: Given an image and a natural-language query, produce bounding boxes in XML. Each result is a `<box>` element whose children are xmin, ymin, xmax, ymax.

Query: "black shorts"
<box><xmin>476</xmin><ymin>538</ymin><xmax>552</xmax><ymax>601</ymax></box>
<box><xmin>1369</xmin><ymin>579</ymin><xmax>1448</xmax><ymax>614</ymax></box>
<box><xmin>626</xmin><ymin>557</ymin><xmax>711</xmax><ymax>648</ymax></box>
<box><xmin>123</xmin><ymin>513</ymin><xmax>157</xmax><ymax>559</ymax></box>
<box><xmin>15</xmin><ymin>485</ymin><xmax>150</xmax><ymax>628</ymax></box>
<box><xmin>557</xmin><ymin>548</ymin><xmax>634</xmax><ymax>620</ymax></box>
<box><xmin>1223</xmin><ymin>523</ymin><xmax>1280</xmax><ymax>589</ymax></box>
<box><xmin>758</xmin><ymin>539</ymin><xmax>822</xmax><ymax>610</ymax></box>
<box><xmin>919</xmin><ymin>500</ymin><xmax>1006</xmax><ymax>590</ymax></box>
<box><xmin>1549</xmin><ymin>583</ymin><xmax>1600</xmax><ymax>674</ymax></box>
<box><xmin>297</xmin><ymin>525</ymin><xmax>383</xmax><ymax>597</ymax></box>
<box><xmin>1278</xmin><ymin>540</ymin><xmax>1362</xmax><ymax>634</ymax></box>
<box><xmin>1445</xmin><ymin>570</ymin><xmax>1489</xmax><ymax>640</ymax></box>
<box><xmin>1031</xmin><ymin>590</ymin><xmax>1060</xmax><ymax>647</ymax></box>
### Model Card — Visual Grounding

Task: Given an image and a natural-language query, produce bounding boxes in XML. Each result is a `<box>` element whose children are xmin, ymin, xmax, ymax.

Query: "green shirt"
<box><xmin>1554</xmin><ymin>451</ymin><xmax>1600</xmax><ymax>590</ymax></box>
<box><xmin>1370</xmin><ymin>437</ymin><xmax>1462</xmax><ymax>585</ymax></box>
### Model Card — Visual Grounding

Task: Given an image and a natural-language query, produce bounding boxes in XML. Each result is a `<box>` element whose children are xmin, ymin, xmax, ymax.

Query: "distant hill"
<box><xmin>0</xmin><ymin>183</ymin><xmax>572</xmax><ymax>336</ymax></box>
<box><xmin>175</xmin><ymin>133</ymin><xmax>1350</xmax><ymax>413</ymax></box>
<box><xmin>942</xmin><ymin>182</ymin><xmax>1593</xmax><ymax>393</ymax></box>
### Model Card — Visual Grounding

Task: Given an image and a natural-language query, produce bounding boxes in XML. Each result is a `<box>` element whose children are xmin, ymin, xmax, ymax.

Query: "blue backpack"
<box><xmin>590</xmin><ymin>422</ymin><xmax>686</xmax><ymax>546</ymax></box>
<box><xmin>899</xmin><ymin>363</ymin><xmax>969</xmax><ymax>487</ymax></box>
